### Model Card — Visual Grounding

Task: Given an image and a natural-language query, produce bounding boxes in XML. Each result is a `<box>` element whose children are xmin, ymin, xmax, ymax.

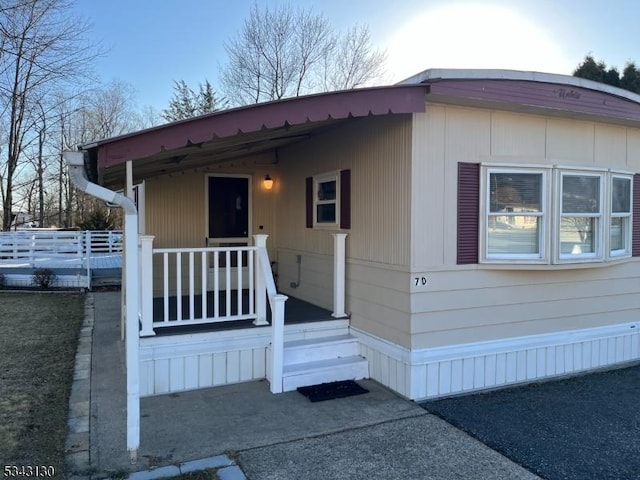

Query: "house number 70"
<box><xmin>413</xmin><ymin>276</ymin><xmax>427</xmax><ymax>286</ymax></box>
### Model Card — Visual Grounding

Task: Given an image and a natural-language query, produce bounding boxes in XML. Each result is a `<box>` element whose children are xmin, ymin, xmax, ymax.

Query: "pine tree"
<box><xmin>162</xmin><ymin>80</ymin><xmax>226</xmax><ymax>122</ymax></box>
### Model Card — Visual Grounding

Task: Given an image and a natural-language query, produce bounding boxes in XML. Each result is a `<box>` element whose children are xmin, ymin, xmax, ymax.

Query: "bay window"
<box><xmin>478</xmin><ymin>164</ymin><xmax>633</xmax><ymax>265</ymax></box>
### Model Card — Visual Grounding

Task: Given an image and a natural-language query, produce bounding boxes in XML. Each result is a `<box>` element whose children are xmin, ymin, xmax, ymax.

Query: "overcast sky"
<box><xmin>72</xmin><ymin>0</ymin><xmax>640</xmax><ymax>111</ymax></box>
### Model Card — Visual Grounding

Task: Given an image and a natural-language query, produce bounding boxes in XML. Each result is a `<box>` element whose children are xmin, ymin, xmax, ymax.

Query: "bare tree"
<box><xmin>58</xmin><ymin>80</ymin><xmax>140</xmax><ymax>228</ymax></box>
<box><xmin>135</xmin><ymin>104</ymin><xmax>162</xmax><ymax>130</ymax></box>
<box><xmin>220</xmin><ymin>3</ymin><xmax>384</xmax><ymax>106</ymax></box>
<box><xmin>0</xmin><ymin>0</ymin><xmax>98</xmax><ymax>230</ymax></box>
<box><xmin>320</xmin><ymin>24</ymin><xmax>387</xmax><ymax>91</ymax></box>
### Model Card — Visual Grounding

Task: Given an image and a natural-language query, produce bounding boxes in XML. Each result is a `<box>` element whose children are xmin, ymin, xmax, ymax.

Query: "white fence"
<box><xmin>0</xmin><ymin>230</ymin><xmax>122</xmax><ymax>288</ymax></box>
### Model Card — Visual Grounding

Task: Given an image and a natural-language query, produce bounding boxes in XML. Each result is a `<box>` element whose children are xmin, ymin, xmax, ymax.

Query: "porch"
<box><xmin>150</xmin><ymin>292</ymin><xmax>335</xmax><ymax>335</ymax></box>
<box><xmin>136</xmin><ymin>233</ymin><xmax>366</xmax><ymax>398</ymax></box>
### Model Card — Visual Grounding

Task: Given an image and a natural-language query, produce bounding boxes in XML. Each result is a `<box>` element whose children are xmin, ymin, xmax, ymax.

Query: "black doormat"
<box><xmin>297</xmin><ymin>380</ymin><xmax>369</xmax><ymax>402</ymax></box>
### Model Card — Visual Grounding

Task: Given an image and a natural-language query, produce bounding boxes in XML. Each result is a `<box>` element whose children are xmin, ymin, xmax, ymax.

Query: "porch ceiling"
<box><xmin>88</xmin><ymin>85</ymin><xmax>428</xmax><ymax>187</ymax></box>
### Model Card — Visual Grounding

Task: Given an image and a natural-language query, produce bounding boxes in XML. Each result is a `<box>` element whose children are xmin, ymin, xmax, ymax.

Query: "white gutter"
<box><xmin>64</xmin><ymin>150</ymin><xmax>140</xmax><ymax>460</ymax></box>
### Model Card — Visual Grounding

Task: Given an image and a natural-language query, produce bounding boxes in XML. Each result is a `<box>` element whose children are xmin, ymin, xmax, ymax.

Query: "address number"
<box><xmin>413</xmin><ymin>276</ymin><xmax>428</xmax><ymax>286</ymax></box>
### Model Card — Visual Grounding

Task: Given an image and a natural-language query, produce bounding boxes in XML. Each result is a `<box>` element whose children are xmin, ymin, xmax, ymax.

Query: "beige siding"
<box><xmin>411</xmin><ymin>104</ymin><xmax>640</xmax><ymax>350</ymax></box>
<box><xmin>145</xmin><ymin>172</ymin><xmax>205</xmax><ymax>248</ymax></box>
<box><xmin>277</xmin><ymin>115</ymin><xmax>412</xmax><ymax>264</ymax></box>
<box><xmin>546</xmin><ymin>118</ymin><xmax>595</xmax><ymax>163</ymax></box>
<box><xmin>143</xmin><ymin>157</ymin><xmax>278</xmax><ymax>295</ymax></box>
<box><xmin>595</xmin><ymin>124</ymin><xmax>628</xmax><ymax>168</ymax></box>
<box><xmin>411</xmin><ymin>105</ymin><xmax>446</xmax><ymax>267</ymax></box>
<box><xmin>490</xmin><ymin>111</ymin><xmax>546</xmax><ymax>157</ymax></box>
<box><xmin>347</xmin><ymin>261</ymin><xmax>412</xmax><ymax>348</ymax></box>
<box><xmin>276</xmin><ymin>115</ymin><xmax>413</xmax><ymax>347</ymax></box>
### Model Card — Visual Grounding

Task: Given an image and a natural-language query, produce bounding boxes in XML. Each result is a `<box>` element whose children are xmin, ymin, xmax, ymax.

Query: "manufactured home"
<box><xmin>71</xmin><ymin>69</ymin><xmax>640</xmax><ymax>452</ymax></box>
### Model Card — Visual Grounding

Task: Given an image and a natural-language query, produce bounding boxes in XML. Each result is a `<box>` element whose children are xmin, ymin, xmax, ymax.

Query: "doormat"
<box><xmin>297</xmin><ymin>380</ymin><xmax>369</xmax><ymax>402</ymax></box>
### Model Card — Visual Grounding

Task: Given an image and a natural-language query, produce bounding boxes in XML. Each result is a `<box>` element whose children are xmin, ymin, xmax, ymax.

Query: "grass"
<box><xmin>167</xmin><ymin>469</ymin><xmax>220</xmax><ymax>479</ymax></box>
<box><xmin>0</xmin><ymin>291</ymin><xmax>85</xmax><ymax>474</ymax></box>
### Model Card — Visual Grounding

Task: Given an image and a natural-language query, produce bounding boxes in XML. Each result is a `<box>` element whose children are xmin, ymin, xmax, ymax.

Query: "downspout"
<box><xmin>64</xmin><ymin>150</ymin><xmax>140</xmax><ymax>460</ymax></box>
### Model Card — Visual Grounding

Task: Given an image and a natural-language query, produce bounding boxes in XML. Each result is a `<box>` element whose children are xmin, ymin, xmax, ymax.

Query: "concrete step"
<box><xmin>282</xmin><ymin>355</ymin><xmax>369</xmax><ymax>392</ymax></box>
<box><xmin>283</xmin><ymin>334</ymin><xmax>360</xmax><ymax>366</ymax></box>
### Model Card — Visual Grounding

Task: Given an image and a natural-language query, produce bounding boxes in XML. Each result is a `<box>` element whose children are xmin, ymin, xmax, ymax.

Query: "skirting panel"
<box><xmin>1</xmin><ymin>273</ymin><xmax>88</xmax><ymax>288</ymax></box>
<box><xmin>352</xmin><ymin>322</ymin><xmax>640</xmax><ymax>400</ymax></box>
<box><xmin>140</xmin><ymin>346</ymin><xmax>267</xmax><ymax>396</ymax></box>
<box><xmin>139</xmin><ymin>319</ymin><xmax>350</xmax><ymax>396</ymax></box>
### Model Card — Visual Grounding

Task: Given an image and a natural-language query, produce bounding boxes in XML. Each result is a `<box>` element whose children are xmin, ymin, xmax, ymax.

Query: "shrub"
<box><xmin>32</xmin><ymin>268</ymin><xmax>57</xmax><ymax>289</ymax></box>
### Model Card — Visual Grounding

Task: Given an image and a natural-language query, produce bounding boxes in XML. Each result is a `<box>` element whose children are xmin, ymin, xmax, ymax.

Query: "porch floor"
<box><xmin>151</xmin><ymin>291</ymin><xmax>335</xmax><ymax>335</ymax></box>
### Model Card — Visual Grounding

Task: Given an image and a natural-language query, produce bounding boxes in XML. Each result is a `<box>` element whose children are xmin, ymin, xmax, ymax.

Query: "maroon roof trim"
<box><xmin>427</xmin><ymin>79</ymin><xmax>640</xmax><ymax>124</ymax></box>
<box><xmin>95</xmin><ymin>85</ymin><xmax>427</xmax><ymax>169</ymax></box>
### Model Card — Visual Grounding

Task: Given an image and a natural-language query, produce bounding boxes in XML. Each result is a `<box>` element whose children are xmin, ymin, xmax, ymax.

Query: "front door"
<box><xmin>207</xmin><ymin>175</ymin><xmax>251</xmax><ymax>288</ymax></box>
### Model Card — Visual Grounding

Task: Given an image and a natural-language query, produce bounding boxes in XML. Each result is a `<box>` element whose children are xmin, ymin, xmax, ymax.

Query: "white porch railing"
<box><xmin>138</xmin><ymin>234</ymin><xmax>287</xmax><ymax>392</ymax></box>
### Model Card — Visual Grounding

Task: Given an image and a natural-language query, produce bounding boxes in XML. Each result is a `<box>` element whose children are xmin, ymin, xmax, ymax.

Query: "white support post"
<box><xmin>269</xmin><ymin>294</ymin><xmax>288</xmax><ymax>394</ymax></box>
<box><xmin>85</xmin><ymin>231</ymin><xmax>92</xmax><ymax>290</ymax></box>
<box><xmin>139</xmin><ymin>235</ymin><xmax>156</xmax><ymax>337</ymax></box>
<box><xmin>253</xmin><ymin>234</ymin><xmax>269</xmax><ymax>326</ymax></box>
<box><xmin>332</xmin><ymin>233</ymin><xmax>348</xmax><ymax>318</ymax></box>
<box><xmin>126</xmin><ymin>160</ymin><xmax>134</xmax><ymax>200</ymax></box>
<box><xmin>124</xmin><ymin>213</ymin><xmax>140</xmax><ymax>459</ymax></box>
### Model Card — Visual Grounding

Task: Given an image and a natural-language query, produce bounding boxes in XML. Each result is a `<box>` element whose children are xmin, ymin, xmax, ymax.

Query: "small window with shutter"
<box><xmin>306</xmin><ymin>169</ymin><xmax>351</xmax><ymax>230</ymax></box>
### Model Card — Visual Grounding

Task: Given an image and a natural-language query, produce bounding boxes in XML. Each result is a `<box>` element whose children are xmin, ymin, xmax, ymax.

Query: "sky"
<box><xmin>72</xmin><ymin>0</ymin><xmax>640</xmax><ymax>113</ymax></box>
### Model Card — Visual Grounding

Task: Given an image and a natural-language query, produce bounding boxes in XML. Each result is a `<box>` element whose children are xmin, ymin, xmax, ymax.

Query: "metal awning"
<box><xmin>85</xmin><ymin>85</ymin><xmax>428</xmax><ymax>186</ymax></box>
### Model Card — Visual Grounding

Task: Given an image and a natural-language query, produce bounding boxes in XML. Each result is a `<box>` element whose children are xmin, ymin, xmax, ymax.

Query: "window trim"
<box><xmin>312</xmin><ymin>170</ymin><xmax>340</xmax><ymax>229</ymax></box>
<box><xmin>555</xmin><ymin>169</ymin><xmax>605</xmax><ymax>264</ymax></box>
<box><xmin>609</xmin><ymin>173</ymin><xmax>633</xmax><ymax>258</ymax></box>
<box><xmin>477</xmin><ymin>164</ymin><xmax>634</xmax><ymax>266</ymax></box>
<box><xmin>480</xmin><ymin>166</ymin><xmax>550</xmax><ymax>264</ymax></box>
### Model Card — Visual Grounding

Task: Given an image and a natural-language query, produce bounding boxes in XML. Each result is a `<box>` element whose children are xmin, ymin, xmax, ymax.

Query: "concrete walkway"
<box><xmin>67</xmin><ymin>291</ymin><xmax>538</xmax><ymax>479</ymax></box>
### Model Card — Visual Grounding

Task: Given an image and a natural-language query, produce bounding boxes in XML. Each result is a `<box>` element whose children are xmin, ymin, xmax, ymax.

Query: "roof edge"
<box><xmin>82</xmin><ymin>84</ymin><xmax>427</xmax><ymax>150</ymax></box>
<box><xmin>397</xmin><ymin>68</ymin><xmax>640</xmax><ymax>104</ymax></box>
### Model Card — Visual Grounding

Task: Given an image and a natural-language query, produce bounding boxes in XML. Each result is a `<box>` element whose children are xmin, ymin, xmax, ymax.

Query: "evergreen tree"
<box><xmin>620</xmin><ymin>62</ymin><xmax>640</xmax><ymax>94</ymax></box>
<box><xmin>162</xmin><ymin>80</ymin><xmax>225</xmax><ymax>122</ymax></box>
<box><xmin>573</xmin><ymin>55</ymin><xmax>640</xmax><ymax>94</ymax></box>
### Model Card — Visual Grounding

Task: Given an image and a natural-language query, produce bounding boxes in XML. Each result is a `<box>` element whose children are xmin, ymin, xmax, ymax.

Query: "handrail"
<box><xmin>256</xmin><ymin>241</ymin><xmax>287</xmax><ymax>394</ymax></box>
<box><xmin>153</xmin><ymin>245</ymin><xmax>256</xmax><ymax>254</ymax></box>
<box><xmin>258</xmin><ymin>247</ymin><xmax>277</xmax><ymax>298</ymax></box>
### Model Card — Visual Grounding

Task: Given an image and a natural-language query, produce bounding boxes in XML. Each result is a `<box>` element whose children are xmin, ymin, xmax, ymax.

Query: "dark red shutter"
<box><xmin>457</xmin><ymin>162</ymin><xmax>480</xmax><ymax>264</ymax></box>
<box><xmin>633</xmin><ymin>174</ymin><xmax>640</xmax><ymax>256</ymax></box>
<box><xmin>305</xmin><ymin>177</ymin><xmax>313</xmax><ymax>228</ymax></box>
<box><xmin>340</xmin><ymin>169</ymin><xmax>351</xmax><ymax>229</ymax></box>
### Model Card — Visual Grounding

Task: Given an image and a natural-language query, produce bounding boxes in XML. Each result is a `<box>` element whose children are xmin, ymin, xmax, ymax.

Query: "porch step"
<box><xmin>283</xmin><ymin>334</ymin><xmax>360</xmax><ymax>365</ymax></box>
<box><xmin>278</xmin><ymin>334</ymin><xmax>369</xmax><ymax>392</ymax></box>
<box><xmin>282</xmin><ymin>355</ymin><xmax>369</xmax><ymax>392</ymax></box>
